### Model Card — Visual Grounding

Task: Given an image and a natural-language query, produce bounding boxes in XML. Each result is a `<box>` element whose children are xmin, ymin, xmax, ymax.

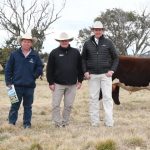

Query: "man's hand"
<box><xmin>7</xmin><ymin>84</ymin><xmax>12</xmax><ymax>89</ymax></box>
<box><xmin>105</xmin><ymin>70</ymin><xmax>114</xmax><ymax>77</ymax></box>
<box><xmin>39</xmin><ymin>75</ymin><xmax>43</xmax><ymax>80</ymax></box>
<box><xmin>84</xmin><ymin>72</ymin><xmax>91</xmax><ymax>80</ymax></box>
<box><xmin>76</xmin><ymin>82</ymin><xmax>82</xmax><ymax>89</ymax></box>
<box><xmin>49</xmin><ymin>84</ymin><xmax>55</xmax><ymax>91</ymax></box>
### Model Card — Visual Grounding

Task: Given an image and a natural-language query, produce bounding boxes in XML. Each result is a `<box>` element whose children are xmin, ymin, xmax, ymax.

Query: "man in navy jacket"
<box><xmin>5</xmin><ymin>34</ymin><xmax>43</xmax><ymax>128</ymax></box>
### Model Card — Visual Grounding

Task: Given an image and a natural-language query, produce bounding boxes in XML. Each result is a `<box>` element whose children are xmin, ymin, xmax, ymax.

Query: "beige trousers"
<box><xmin>88</xmin><ymin>74</ymin><xmax>114</xmax><ymax>126</ymax></box>
<box><xmin>52</xmin><ymin>84</ymin><xmax>76</xmax><ymax>126</ymax></box>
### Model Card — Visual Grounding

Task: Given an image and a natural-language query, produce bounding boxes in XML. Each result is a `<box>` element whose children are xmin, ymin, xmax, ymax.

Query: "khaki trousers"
<box><xmin>52</xmin><ymin>84</ymin><xmax>76</xmax><ymax>126</ymax></box>
<box><xmin>88</xmin><ymin>74</ymin><xmax>114</xmax><ymax>126</ymax></box>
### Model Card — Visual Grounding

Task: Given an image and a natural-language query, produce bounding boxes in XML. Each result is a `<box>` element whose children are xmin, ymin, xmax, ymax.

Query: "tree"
<box><xmin>78</xmin><ymin>8</ymin><xmax>150</xmax><ymax>56</ymax></box>
<box><xmin>0</xmin><ymin>0</ymin><xmax>66</xmax><ymax>52</ymax></box>
<box><xmin>39</xmin><ymin>52</ymin><xmax>49</xmax><ymax>63</ymax></box>
<box><xmin>0</xmin><ymin>47</ymin><xmax>12</xmax><ymax>70</ymax></box>
<box><xmin>76</xmin><ymin>28</ymin><xmax>91</xmax><ymax>53</ymax></box>
<box><xmin>133</xmin><ymin>10</ymin><xmax>150</xmax><ymax>55</ymax></box>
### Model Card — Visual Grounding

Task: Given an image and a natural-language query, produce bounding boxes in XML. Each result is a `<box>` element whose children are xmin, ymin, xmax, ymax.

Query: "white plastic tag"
<box><xmin>7</xmin><ymin>85</ymin><xmax>19</xmax><ymax>104</ymax></box>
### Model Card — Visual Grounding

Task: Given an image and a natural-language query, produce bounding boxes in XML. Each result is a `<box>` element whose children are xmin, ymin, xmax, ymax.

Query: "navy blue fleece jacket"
<box><xmin>5</xmin><ymin>48</ymin><xmax>43</xmax><ymax>88</ymax></box>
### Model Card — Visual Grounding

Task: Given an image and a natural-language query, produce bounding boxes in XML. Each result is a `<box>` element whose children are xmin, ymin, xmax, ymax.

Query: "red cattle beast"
<box><xmin>112</xmin><ymin>56</ymin><xmax>150</xmax><ymax>105</ymax></box>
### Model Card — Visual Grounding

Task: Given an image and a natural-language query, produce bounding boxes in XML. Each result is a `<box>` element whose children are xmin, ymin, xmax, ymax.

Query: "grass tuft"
<box><xmin>0</xmin><ymin>135</ymin><xmax>9</xmax><ymax>142</ymax></box>
<box><xmin>95</xmin><ymin>139</ymin><xmax>117</xmax><ymax>150</ymax></box>
<box><xmin>30</xmin><ymin>143</ymin><xmax>43</xmax><ymax>150</ymax></box>
<box><xmin>125</xmin><ymin>136</ymin><xmax>145</xmax><ymax>147</ymax></box>
<box><xmin>0</xmin><ymin>124</ymin><xmax>17</xmax><ymax>133</ymax></box>
<box><xmin>40</xmin><ymin>111</ymin><xmax>46</xmax><ymax>115</ymax></box>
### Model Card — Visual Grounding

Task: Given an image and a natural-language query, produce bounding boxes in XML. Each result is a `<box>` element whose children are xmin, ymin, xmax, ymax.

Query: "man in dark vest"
<box><xmin>82</xmin><ymin>21</ymin><xmax>119</xmax><ymax>127</ymax></box>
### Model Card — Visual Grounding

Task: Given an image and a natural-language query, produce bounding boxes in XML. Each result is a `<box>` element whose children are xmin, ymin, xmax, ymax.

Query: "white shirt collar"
<box><xmin>94</xmin><ymin>37</ymin><xmax>99</xmax><ymax>45</ymax></box>
<box><xmin>22</xmin><ymin>49</ymin><xmax>32</xmax><ymax>57</ymax></box>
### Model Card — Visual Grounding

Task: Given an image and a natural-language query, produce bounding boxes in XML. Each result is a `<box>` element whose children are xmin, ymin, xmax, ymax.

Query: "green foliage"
<box><xmin>5</xmin><ymin>36</ymin><xmax>19</xmax><ymax>50</ymax></box>
<box><xmin>78</xmin><ymin>28</ymin><xmax>91</xmax><ymax>41</ymax></box>
<box><xmin>30</xmin><ymin>143</ymin><xmax>43</xmax><ymax>150</ymax></box>
<box><xmin>31</xmin><ymin>28</ymin><xmax>45</xmax><ymax>53</ymax></box>
<box><xmin>0</xmin><ymin>47</ymin><xmax>12</xmax><ymax>70</ymax></box>
<box><xmin>95</xmin><ymin>139</ymin><xmax>117</xmax><ymax>150</ymax></box>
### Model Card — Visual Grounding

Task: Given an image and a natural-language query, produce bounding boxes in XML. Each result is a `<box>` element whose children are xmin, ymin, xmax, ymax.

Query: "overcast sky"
<box><xmin>0</xmin><ymin>0</ymin><xmax>150</xmax><ymax>52</ymax></box>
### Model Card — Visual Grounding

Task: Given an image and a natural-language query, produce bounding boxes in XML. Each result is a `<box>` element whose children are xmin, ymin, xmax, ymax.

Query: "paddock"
<box><xmin>0</xmin><ymin>77</ymin><xmax>150</xmax><ymax>150</ymax></box>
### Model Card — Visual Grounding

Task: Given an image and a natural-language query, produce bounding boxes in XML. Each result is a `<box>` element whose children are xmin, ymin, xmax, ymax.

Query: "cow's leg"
<box><xmin>100</xmin><ymin>84</ymin><xmax>120</xmax><ymax>105</ymax></box>
<box><xmin>112</xmin><ymin>85</ymin><xmax>120</xmax><ymax>105</ymax></box>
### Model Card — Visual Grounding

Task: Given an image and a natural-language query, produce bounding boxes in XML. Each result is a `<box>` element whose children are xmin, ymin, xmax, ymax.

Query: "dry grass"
<box><xmin>0</xmin><ymin>74</ymin><xmax>150</xmax><ymax>150</ymax></box>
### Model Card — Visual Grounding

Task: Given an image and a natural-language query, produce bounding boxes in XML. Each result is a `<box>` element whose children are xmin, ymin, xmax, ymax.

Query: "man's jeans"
<box><xmin>88</xmin><ymin>74</ymin><xmax>114</xmax><ymax>126</ymax></box>
<box><xmin>8</xmin><ymin>87</ymin><xmax>34</xmax><ymax>126</ymax></box>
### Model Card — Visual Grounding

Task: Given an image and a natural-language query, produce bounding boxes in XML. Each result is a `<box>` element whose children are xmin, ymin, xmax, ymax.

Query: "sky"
<box><xmin>0</xmin><ymin>0</ymin><xmax>150</xmax><ymax>53</ymax></box>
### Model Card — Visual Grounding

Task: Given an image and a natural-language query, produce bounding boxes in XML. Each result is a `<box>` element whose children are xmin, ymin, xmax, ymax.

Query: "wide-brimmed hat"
<box><xmin>55</xmin><ymin>32</ymin><xmax>73</xmax><ymax>42</ymax></box>
<box><xmin>17</xmin><ymin>34</ymin><xmax>37</xmax><ymax>45</ymax></box>
<box><xmin>91</xmin><ymin>21</ymin><xmax>104</xmax><ymax>29</ymax></box>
